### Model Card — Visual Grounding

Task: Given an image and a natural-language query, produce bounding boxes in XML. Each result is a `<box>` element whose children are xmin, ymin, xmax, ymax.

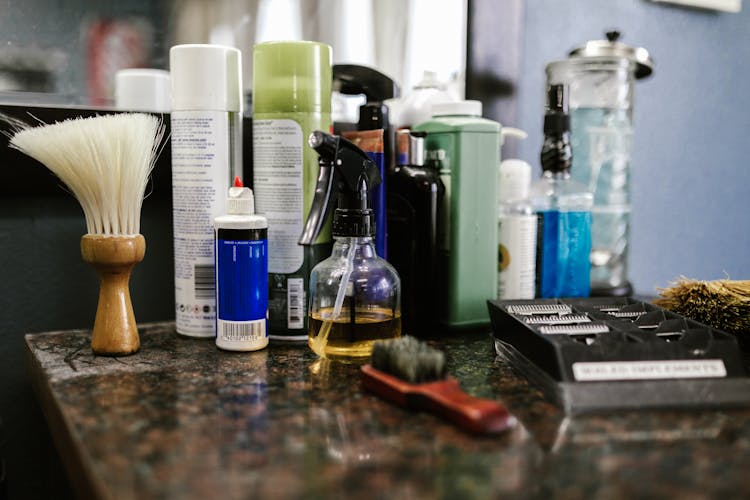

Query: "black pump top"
<box><xmin>299</xmin><ymin>131</ymin><xmax>382</xmax><ymax>242</ymax></box>
<box><xmin>332</xmin><ymin>64</ymin><xmax>399</xmax><ymax>131</ymax></box>
<box><xmin>541</xmin><ymin>84</ymin><xmax>572</xmax><ymax>173</ymax></box>
<box><xmin>543</xmin><ymin>84</ymin><xmax>570</xmax><ymax>136</ymax></box>
<box><xmin>332</xmin><ymin>64</ymin><xmax>399</xmax><ymax>103</ymax></box>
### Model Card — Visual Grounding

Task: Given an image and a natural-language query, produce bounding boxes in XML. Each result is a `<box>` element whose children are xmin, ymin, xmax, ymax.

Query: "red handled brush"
<box><xmin>362</xmin><ymin>336</ymin><xmax>516</xmax><ymax>434</ymax></box>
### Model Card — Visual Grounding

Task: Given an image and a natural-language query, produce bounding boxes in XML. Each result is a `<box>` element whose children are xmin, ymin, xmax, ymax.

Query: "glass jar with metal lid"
<box><xmin>545</xmin><ymin>31</ymin><xmax>653</xmax><ymax>296</ymax></box>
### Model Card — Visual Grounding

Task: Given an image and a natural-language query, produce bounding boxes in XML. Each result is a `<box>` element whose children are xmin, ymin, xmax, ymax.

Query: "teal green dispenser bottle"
<box><xmin>413</xmin><ymin>101</ymin><xmax>501</xmax><ymax>328</ymax></box>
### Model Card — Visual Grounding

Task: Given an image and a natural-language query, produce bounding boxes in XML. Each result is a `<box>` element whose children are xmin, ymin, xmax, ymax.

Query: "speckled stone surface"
<box><xmin>25</xmin><ymin>323</ymin><xmax>750</xmax><ymax>499</ymax></box>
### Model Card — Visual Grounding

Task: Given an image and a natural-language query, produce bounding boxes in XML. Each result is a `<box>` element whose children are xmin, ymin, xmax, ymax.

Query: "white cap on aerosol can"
<box><xmin>115</xmin><ymin>69</ymin><xmax>171</xmax><ymax>112</ymax></box>
<box><xmin>170</xmin><ymin>44</ymin><xmax>242</xmax><ymax>112</ymax></box>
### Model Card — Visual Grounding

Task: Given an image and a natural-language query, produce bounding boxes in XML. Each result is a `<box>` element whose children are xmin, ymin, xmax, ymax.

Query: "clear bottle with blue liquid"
<box><xmin>532</xmin><ymin>85</ymin><xmax>592</xmax><ymax>298</ymax></box>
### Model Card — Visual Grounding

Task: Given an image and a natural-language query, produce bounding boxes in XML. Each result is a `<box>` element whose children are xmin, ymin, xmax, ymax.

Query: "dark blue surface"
<box><xmin>216</xmin><ymin>238</ymin><xmax>268</xmax><ymax>321</ymax></box>
<box><xmin>364</xmin><ymin>150</ymin><xmax>387</xmax><ymax>258</ymax></box>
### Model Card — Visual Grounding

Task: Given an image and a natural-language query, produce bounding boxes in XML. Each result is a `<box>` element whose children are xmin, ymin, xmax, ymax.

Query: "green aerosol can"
<box><xmin>252</xmin><ymin>41</ymin><xmax>332</xmax><ymax>340</ymax></box>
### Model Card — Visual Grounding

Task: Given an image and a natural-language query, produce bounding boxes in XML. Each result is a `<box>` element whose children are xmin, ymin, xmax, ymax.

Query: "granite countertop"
<box><xmin>25</xmin><ymin>322</ymin><xmax>750</xmax><ymax>499</ymax></box>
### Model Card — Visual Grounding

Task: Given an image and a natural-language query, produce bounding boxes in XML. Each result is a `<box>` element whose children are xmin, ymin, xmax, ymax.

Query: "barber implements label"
<box><xmin>572</xmin><ymin>359</ymin><xmax>727</xmax><ymax>381</ymax></box>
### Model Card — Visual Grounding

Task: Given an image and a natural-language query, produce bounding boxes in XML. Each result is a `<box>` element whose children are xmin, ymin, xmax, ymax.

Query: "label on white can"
<box><xmin>498</xmin><ymin>214</ymin><xmax>537</xmax><ymax>299</ymax></box>
<box><xmin>252</xmin><ymin>119</ymin><xmax>304</xmax><ymax>274</ymax></box>
<box><xmin>171</xmin><ymin>110</ymin><xmax>230</xmax><ymax>337</ymax></box>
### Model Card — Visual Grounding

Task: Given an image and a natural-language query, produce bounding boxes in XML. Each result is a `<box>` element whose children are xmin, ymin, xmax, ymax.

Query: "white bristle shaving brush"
<box><xmin>10</xmin><ymin>113</ymin><xmax>164</xmax><ymax>356</ymax></box>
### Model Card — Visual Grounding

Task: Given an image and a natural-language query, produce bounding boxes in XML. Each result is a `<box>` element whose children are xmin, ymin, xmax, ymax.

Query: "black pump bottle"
<box><xmin>386</xmin><ymin>130</ymin><xmax>444</xmax><ymax>337</ymax></box>
<box><xmin>333</xmin><ymin>64</ymin><xmax>400</xmax><ymax>258</ymax></box>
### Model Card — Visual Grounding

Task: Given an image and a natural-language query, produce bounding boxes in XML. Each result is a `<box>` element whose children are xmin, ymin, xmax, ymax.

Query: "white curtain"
<box><xmin>169</xmin><ymin>0</ymin><xmax>466</xmax><ymax>96</ymax></box>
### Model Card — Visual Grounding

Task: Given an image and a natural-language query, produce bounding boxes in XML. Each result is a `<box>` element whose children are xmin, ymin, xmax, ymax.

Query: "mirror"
<box><xmin>0</xmin><ymin>0</ymin><xmax>467</xmax><ymax>108</ymax></box>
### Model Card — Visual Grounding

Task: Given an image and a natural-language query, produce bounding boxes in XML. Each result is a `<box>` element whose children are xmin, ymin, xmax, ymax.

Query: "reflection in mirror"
<box><xmin>0</xmin><ymin>0</ymin><xmax>466</xmax><ymax>109</ymax></box>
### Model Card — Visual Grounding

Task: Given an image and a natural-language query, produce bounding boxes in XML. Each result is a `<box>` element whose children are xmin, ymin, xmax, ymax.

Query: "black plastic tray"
<box><xmin>488</xmin><ymin>298</ymin><xmax>750</xmax><ymax>413</ymax></box>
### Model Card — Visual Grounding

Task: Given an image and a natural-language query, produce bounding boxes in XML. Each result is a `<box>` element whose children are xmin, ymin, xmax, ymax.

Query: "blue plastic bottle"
<box><xmin>531</xmin><ymin>85</ymin><xmax>592</xmax><ymax>298</ymax></box>
<box><xmin>214</xmin><ymin>177</ymin><xmax>269</xmax><ymax>351</ymax></box>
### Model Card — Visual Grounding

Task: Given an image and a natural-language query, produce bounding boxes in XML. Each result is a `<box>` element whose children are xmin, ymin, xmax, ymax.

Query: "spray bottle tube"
<box><xmin>170</xmin><ymin>44</ymin><xmax>243</xmax><ymax>337</ymax></box>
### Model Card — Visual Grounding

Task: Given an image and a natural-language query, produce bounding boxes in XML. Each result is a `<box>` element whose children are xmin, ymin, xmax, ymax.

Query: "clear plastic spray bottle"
<box><xmin>300</xmin><ymin>131</ymin><xmax>401</xmax><ymax>362</ymax></box>
<box><xmin>532</xmin><ymin>84</ymin><xmax>592</xmax><ymax>298</ymax></box>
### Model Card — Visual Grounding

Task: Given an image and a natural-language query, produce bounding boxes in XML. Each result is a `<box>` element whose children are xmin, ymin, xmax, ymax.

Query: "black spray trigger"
<box><xmin>299</xmin><ymin>131</ymin><xmax>381</xmax><ymax>245</ymax></box>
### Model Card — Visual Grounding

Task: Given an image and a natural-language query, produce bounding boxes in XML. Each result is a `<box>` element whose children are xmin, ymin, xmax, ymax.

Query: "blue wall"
<box><xmin>516</xmin><ymin>0</ymin><xmax>750</xmax><ymax>295</ymax></box>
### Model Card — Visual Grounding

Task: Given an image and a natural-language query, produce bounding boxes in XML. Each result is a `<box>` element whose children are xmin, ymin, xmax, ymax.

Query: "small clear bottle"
<box><xmin>498</xmin><ymin>158</ymin><xmax>537</xmax><ymax>300</ymax></box>
<box><xmin>531</xmin><ymin>85</ymin><xmax>593</xmax><ymax>298</ymax></box>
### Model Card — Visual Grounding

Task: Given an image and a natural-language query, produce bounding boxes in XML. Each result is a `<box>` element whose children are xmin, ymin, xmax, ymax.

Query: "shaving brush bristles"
<box><xmin>9</xmin><ymin>113</ymin><xmax>164</xmax><ymax>235</ymax></box>
<box><xmin>9</xmin><ymin>112</ymin><xmax>164</xmax><ymax>356</ymax></box>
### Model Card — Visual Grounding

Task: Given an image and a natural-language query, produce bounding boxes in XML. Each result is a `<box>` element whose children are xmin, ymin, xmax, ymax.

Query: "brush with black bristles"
<box><xmin>362</xmin><ymin>336</ymin><xmax>516</xmax><ymax>434</ymax></box>
<box><xmin>9</xmin><ymin>113</ymin><xmax>164</xmax><ymax>356</ymax></box>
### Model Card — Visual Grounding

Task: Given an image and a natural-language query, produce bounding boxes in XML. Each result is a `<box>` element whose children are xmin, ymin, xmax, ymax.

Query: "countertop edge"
<box><xmin>25</xmin><ymin>335</ymin><xmax>111</xmax><ymax>500</ymax></box>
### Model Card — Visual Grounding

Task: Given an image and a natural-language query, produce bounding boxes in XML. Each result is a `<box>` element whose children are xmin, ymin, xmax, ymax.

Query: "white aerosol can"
<box><xmin>170</xmin><ymin>44</ymin><xmax>243</xmax><ymax>337</ymax></box>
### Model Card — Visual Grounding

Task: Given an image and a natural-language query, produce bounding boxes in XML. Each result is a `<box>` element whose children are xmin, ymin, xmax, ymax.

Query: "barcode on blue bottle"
<box><xmin>218</xmin><ymin>319</ymin><xmax>266</xmax><ymax>342</ymax></box>
<box><xmin>287</xmin><ymin>278</ymin><xmax>304</xmax><ymax>329</ymax></box>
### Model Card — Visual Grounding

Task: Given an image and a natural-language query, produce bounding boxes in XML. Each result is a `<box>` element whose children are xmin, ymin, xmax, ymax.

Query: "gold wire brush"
<box><xmin>655</xmin><ymin>278</ymin><xmax>750</xmax><ymax>338</ymax></box>
<box><xmin>9</xmin><ymin>113</ymin><xmax>164</xmax><ymax>356</ymax></box>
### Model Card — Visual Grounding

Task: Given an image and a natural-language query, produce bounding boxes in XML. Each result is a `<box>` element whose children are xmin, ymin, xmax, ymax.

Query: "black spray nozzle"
<box><xmin>541</xmin><ymin>84</ymin><xmax>572</xmax><ymax>173</ymax></box>
<box><xmin>299</xmin><ymin>131</ymin><xmax>381</xmax><ymax>244</ymax></box>
<box><xmin>333</xmin><ymin>64</ymin><xmax>400</xmax><ymax>131</ymax></box>
<box><xmin>332</xmin><ymin>64</ymin><xmax>399</xmax><ymax>103</ymax></box>
<box><xmin>543</xmin><ymin>84</ymin><xmax>570</xmax><ymax>136</ymax></box>
<box><xmin>547</xmin><ymin>84</ymin><xmax>567</xmax><ymax>113</ymax></box>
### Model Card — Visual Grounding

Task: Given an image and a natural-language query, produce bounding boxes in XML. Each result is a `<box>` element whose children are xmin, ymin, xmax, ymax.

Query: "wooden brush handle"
<box><xmin>361</xmin><ymin>365</ymin><xmax>516</xmax><ymax>434</ymax></box>
<box><xmin>415</xmin><ymin>379</ymin><xmax>516</xmax><ymax>434</ymax></box>
<box><xmin>81</xmin><ymin>235</ymin><xmax>145</xmax><ymax>356</ymax></box>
